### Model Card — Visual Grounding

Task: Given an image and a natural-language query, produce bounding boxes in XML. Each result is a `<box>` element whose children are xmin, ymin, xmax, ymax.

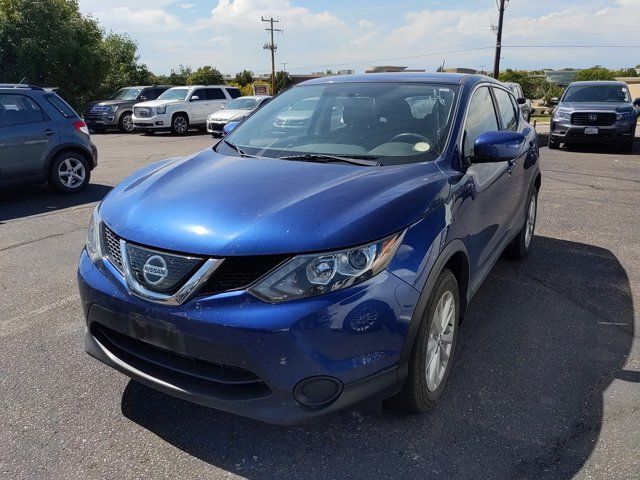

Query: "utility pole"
<box><xmin>492</xmin><ymin>0</ymin><xmax>507</xmax><ymax>79</ymax></box>
<box><xmin>261</xmin><ymin>16</ymin><xmax>281</xmax><ymax>94</ymax></box>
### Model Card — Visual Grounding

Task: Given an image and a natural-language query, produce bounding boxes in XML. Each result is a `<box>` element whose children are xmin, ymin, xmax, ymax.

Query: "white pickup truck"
<box><xmin>132</xmin><ymin>85</ymin><xmax>242</xmax><ymax>135</ymax></box>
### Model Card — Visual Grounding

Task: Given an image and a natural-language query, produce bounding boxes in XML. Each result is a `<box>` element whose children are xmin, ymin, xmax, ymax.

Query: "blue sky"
<box><xmin>78</xmin><ymin>0</ymin><xmax>640</xmax><ymax>75</ymax></box>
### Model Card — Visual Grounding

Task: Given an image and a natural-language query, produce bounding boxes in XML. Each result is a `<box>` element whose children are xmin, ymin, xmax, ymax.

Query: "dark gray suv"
<box><xmin>550</xmin><ymin>81</ymin><xmax>638</xmax><ymax>151</ymax></box>
<box><xmin>0</xmin><ymin>84</ymin><xmax>98</xmax><ymax>193</ymax></box>
<box><xmin>84</xmin><ymin>85</ymin><xmax>170</xmax><ymax>133</ymax></box>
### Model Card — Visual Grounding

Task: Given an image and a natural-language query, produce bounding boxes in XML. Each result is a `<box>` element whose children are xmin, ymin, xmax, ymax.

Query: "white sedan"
<box><xmin>206</xmin><ymin>95</ymin><xmax>272</xmax><ymax>136</ymax></box>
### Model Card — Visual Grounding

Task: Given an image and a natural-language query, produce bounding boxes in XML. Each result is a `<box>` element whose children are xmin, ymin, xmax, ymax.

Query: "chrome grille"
<box><xmin>103</xmin><ymin>226</ymin><xmax>124</xmax><ymax>272</ymax></box>
<box><xmin>134</xmin><ymin>107</ymin><xmax>153</xmax><ymax>118</ymax></box>
<box><xmin>124</xmin><ymin>243</ymin><xmax>202</xmax><ymax>294</ymax></box>
<box><xmin>571</xmin><ymin>112</ymin><xmax>616</xmax><ymax>126</ymax></box>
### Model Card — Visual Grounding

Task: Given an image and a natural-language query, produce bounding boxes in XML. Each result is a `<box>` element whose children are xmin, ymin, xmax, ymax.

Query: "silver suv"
<box><xmin>0</xmin><ymin>84</ymin><xmax>98</xmax><ymax>193</ymax></box>
<box><xmin>550</xmin><ymin>81</ymin><xmax>638</xmax><ymax>151</ymax></box>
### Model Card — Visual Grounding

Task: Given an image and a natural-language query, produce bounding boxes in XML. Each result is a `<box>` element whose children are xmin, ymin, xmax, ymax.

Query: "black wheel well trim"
<box><xmin>396</xmin><ymin>239</ymin><xmax>470</xmax><ymax>383</ymax></box>
<box><xmin>172</xmin><ymin>111</ymin><xmax>189</xmax><ymax>122</ymax></box>
<box><xmin>45</xmin><ymin>143</ymin><xmax>93</xmax><ymax>173</ymax></box>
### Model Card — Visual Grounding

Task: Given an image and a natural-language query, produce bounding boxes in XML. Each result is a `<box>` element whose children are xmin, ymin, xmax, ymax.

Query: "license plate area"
<box><xmin>584</xmin><ymin>127</ymin><xmax>599</xmax><ymax>135</ymax></box>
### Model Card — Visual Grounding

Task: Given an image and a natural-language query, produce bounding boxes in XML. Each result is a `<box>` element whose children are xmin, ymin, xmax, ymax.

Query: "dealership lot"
<box><xmin>1</xmin><ymin>132</ymin><xmax>639</xmax><ymax>479</ymax></box>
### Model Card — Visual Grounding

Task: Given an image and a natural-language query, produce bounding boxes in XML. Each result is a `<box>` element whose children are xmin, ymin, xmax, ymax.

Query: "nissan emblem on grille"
<box><xmin>143</xmin><ymin>255</ymin><xmax>168</xmax><ymax>285</ymax></box>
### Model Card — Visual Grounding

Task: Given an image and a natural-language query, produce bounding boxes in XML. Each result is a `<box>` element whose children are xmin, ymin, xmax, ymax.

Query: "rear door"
<box><xmin>205</xmin><ymin>88</ymin><xmax>229</xmax><ymax>117</ymax></box>
<box><xmin>0</xmin><ymin>93</ymin><xmax>60</xmax><ymax>181</ymax></box>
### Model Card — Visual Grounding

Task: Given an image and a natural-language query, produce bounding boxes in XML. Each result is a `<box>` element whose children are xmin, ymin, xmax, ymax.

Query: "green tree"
<box><xmin>186</xmin><ymin>66</ymin><xmax>224</xmax><ymax>85</ymax></box>
<box><xmin>272</xmin><ymin>71</ymin><xmax>291</xmax><ymax>93</ymax></box>
<box><xmin>499</xmin><ymin>69</ymin><xmax>545</xmax><ymax>99</ymax></box>
<box><xmin>234</xmin><ymin>70</ymin><xmax>253</xmax><ymax>87</ymax></box>
<box><xmin>543</xmin><ymin>83</ymin><xmax>564</xmax><ymax>106</ymax></box>
<box><xmin>575</xmin><ymin>66</ymin><xmax>616</xmax><ymax>81</ymax></box>
<box><xmin>0</xmin><ymin>0</ymin><xmax>107</xmax><ymax>109</ymax></box>
<box><xmin>99</xmin><ymin>33</ymin><xmax>154</xmax><ymax>97</ymax></box>
<box><xmin>611</xmin><ymin>67</ymin><xmax>638</xmax><ymax>77</ymax></box>
<box><xmin>154</xmin><ymin>65</ymin><xmax>192</xmax><ymax>86</ymax></box>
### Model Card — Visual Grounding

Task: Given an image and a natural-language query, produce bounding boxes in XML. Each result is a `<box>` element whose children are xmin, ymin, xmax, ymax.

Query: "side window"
<box><xmin>206</xmin><ymin>88</ymin><xmax>225</xmax><ymax>100</ymax></box>
<box><xmin>45</xmin><ymin>94</ymin><xmax>77</xmax><ymax>118</ymax></box>
<box><xmin>493</xmin><ymin>88</ymin><xmax>518</xmax><ymax>131</ymax></box>
<box><xmin>191</xmin><ymin>89</ymin><xmax>206</xmax><ymax>101</ymax></box>
<box><xmin>142</xmin><ymin>88</ymin><xmax>160</xmax><ymax>101</ymax></box>
<box><xmin>0</xmin><ymin>93</ymin><xmax>45</xmax><ymax>127</ymax></box>
<box><xmin>225</xmin><ymin>88</ymin><xmax>241</xmax><ymax>99</ymax></box>
<box><xmin>463</xmin><ymin>87</ymin><xmax>499</xmax><ymax>158</ymax></box>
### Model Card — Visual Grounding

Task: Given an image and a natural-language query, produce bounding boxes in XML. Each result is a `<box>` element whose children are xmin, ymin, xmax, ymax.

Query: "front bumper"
<box><xmin>206</xmin><ymin>120</ymin><xmax>227</xmax><ymax>135</ymax></box>
<box><xmin>84</xmin><ymin>112</ymin><xmax>119</xmax><ymax>128</ymax></box>
<box><xmin>77</xmin><ymin>250</ymin><xmax>419</xmax><ymax>424</ymax></box>
<box><xmin>551</xmin><ymin>118</ymin><xmax>637</xmax><ymax>143</ymax></box>
<box><xmin>132</xmin><ymin>114</ymin><xmax>169</xmax><ymax>130</ymax></box>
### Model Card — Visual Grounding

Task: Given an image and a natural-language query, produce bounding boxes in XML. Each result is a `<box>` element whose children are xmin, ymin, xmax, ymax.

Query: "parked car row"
<box><xmin>85</xmin><ymin>84</ymin><xmax>271</xmax><ymax>136</ymax></box>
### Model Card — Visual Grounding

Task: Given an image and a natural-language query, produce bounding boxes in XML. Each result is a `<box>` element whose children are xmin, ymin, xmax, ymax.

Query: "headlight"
<box><xmin>553</xmin><ymin>109</ymin><xmax>570</xmax><ymax>120</ymax></box>
<box><xmin>109</xmin><ymin>105</ymin><xmax>118</xmax><ymax>112</ymax></box>
<box><xmin>232</xmin><ymin>115</ymin><xmax>247</xmax><ymax>122</ymax></box>
<box><xmin>249</xmin><ymin>232</ymin><xmax>405</xmax><ymax>303</ymax></box>
<box><xmin>156</xmin><ymin>106</ymin><xmax>167</xmax><ymax>114</ymax></box>
<box><xmin>86</xmin><ymin>206</ymin><xmax>103</xmax><ymax>262</ymax></box>
<box><xmin>616</xmin><ymin>111</ymin><xmax>636</xmax><ymax>121</ymax></box>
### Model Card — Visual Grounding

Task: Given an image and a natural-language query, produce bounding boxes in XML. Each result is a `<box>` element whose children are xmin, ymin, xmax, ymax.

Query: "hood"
<box><xmin>100</xmin><ymin>150</ymin><xmax>449</xmax><ymax>256</ymax></box>
<box><xmin>208</xmin><ymin>109</ymin><xmax>251</xmax><ymax>121</ymax></box>
<box><xmin>85</xmin><ymin>99</ymin><xmax>133</xmax><ymax>110</ymax></box>
<box><xmin>558</xmin><ymin>102</ymin><xmax>632</xmax><ymax>112</ymax></box>
<box><xmin>134</xmin><ymin>99</ymin><xmax>183</xmax><ymax>108</ymax></box>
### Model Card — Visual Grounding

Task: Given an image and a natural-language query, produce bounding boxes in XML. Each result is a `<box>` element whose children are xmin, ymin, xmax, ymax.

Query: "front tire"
<box><xmin>118</xmin><ymin>112</ymin><xmax>135</xmax><ymax>133</ymax></box>
<box><xmin>394</xmin><ymin>269</ymin><xmax>460</xmax><ymax>411</ymax></box>
<box><xmin>506</xmin><ymin>189</ymin><xmax>538</xmax><ymax>259</ymax></box>
<box><xmin>548</xmin><ymin>135</ymin><xmax>560</xmax><ymax>149</ymax></box>
<box><xmin>49</xmin><ymin>152</ymin><xmax>91</xmax><ymax>193</ymax></box>
<box><xmin>171</xmin><ymin>114</ymin><xmax>189</xmax><ymax>135</ymax></box>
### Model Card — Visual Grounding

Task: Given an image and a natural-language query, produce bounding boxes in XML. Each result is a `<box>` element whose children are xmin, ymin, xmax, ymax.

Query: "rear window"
<box><xmin>225</xmin><ymin>88</ymin><xmax>242</xmax><ymax>99</ymax></box>
<box><xmin>45</xmin><ymin>94</ymin><xmax>78</xmax><ymax>118</ymax></box>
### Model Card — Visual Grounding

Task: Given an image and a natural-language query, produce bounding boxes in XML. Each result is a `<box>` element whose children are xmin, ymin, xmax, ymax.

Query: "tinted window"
<box><xmin>45</xmin><ymin>94</ymin><xmax>78</xmax><ymax>118</ymax></box>
<box><xmin>494</xmin><ymin>88</ymin><xmax>518</xmax><ymax>131</ymax></box>
<box><xmin>141</xmin><ymin>88</ymin><xmax>160</xmax><ymax>100</ymax></box>
<box><xmin>191</xmin><ymin>89</ymin><xmax>206</xmax><ymax>101</ymax></box>
<box><xmin>225</xmin><ymin>88</ymin><xmax>242</xmax><ymax>99</ymax></box>
<box><xmin>206</xmin><ymin>88</ymin><xmax>226</xmax><ymax>100</ymax></box>
<box><xmin>110</xmin><ymin>88</ymin><xmax>142</xmax><ymax>100</ymax></box>
<box><xmin>563</xmin><ymin>84</ymin><xmax>630</xmax><ymax>103</ymax></box>
<box><xmin>0</xmin><ymin>94</ymin><xmax>45</xmax><ymax>127</ymax></box>
<box><xmin>463</xmin><ymin>87</ymin><xmax>499</xmax><ymax>158</ymax></box>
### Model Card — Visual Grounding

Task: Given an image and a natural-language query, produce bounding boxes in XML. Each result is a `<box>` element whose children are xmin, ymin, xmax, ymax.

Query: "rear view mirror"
<box><xmin>472</xmin><ymin>131</ymin><xmax>526</xmax><ymax>164</ymax></box>
<box><xmin>550</xmin><ymin>97</ymin><xmax>559</xmax><ymax>105</ymax></box>
<box><xmin>517</xmin><ymin>97</ymin><xmax>526</xmax><ymax>105</ymax></box>
<box><xmin>223</xmin><ymin>121</ymin><xmax>240</xmax><ymax>135</ymax></box>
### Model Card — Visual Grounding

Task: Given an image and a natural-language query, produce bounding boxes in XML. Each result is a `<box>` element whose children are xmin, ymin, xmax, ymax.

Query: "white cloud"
<box><xmin>177</xmin><ymin>3</ymin><xmax>196</xmax><ymax>9</ymax></box>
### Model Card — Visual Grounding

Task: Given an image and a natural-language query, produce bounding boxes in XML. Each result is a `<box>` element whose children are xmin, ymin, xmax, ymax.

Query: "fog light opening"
<box><xmin>293</xmin><ymin>376</ymin><xmax>343</xmax><ymax>407</ymax></box>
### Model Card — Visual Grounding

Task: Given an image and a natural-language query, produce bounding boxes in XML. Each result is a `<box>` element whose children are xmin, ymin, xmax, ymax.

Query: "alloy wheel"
<box><xmin>57</xmin><ymin>158</ymin><xmax>86</xmax><ymax>189</ymax></box>
<box><xmin>425</xmin><ymin>290</ymin><xmax>456</xmax><ymax>392</ymax></box>
<box><xmin>174</xmin><ymin>116</ymin><xmax>188</xmax><ymax>134</ymax></box>
<box><xmin>121</xmin><ymin>114</ymin><xmax>135</xmax><ymax>132</ymax></box>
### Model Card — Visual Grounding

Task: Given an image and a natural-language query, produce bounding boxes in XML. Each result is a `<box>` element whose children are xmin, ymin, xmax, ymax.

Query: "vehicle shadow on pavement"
<box><xmin>121</xmin><ymin>235</ymin><xmax>634</xmax><ymax>480</ymax></box>
<box><xmin>0</xmin><ymin>183</ymin><xmax>112</xmax><ymax>222</ymax></box>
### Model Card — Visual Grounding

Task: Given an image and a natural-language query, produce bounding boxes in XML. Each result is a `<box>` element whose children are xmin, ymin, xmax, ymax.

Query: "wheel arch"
<box><xmin>45</xmin><ymin>143</ymin><xmax>93</xmax><ymax>174</ymax></box>
<box><xmin>172</xmin><ymin>111</ymin><xmax>190</xmax><ymax>122</ymax></box>
<box><xmin>397</xmin><ymin>240</ymin><xmax>471</xmax><ymax>381</ymax></box>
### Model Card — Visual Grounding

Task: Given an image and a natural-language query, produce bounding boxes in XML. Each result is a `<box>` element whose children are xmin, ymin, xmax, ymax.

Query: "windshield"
<box><xmin>226</xmin><ymin>98</ymin><xmax>259</xmax><ymax>110</ymax></box>
<box><xmin>221</xmin><ymin>82</ymin><xmax>458</xmax><ymax>166</ymax></box>
<box><xmin>110</xmin><ymin>88</ymin><xmax>142</xmax><ymax>100</ymax></box>
<box><xmin>158</xmin><ymin>88</ymin><xmax>189</xmax><ymax>101</ymax></box>
<box><xmin>563</xmin><ymin>85</ymin><xmax>631</xmax><ymax>103</ymax></box>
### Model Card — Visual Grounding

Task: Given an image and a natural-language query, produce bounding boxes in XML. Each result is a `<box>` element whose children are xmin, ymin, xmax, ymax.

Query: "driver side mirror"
<box><xmin>190</xmin><ymin>95</ymin><xmax>200</xmax><ymax>101</ymax></box>
<box><xmin>550</xmin><ymin>97</ymin><xmax>559</xmax><ymax>105</ymax></box>
<box><xmin>517</xmin><ymin>97</ymin><xmax>526</xmax><ymax>105</ymax></box>
<box><xmin>223</xmin><ymin>121</ymin><xmax>240</xmax><ymax>136</ymax></box>
<box><xmin>471</xmin><ymin>131</ymin><xmax>526</xmax><ymax>164</ymax></box>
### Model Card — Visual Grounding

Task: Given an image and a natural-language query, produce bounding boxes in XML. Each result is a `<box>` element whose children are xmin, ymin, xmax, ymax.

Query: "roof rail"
<box><xmin>0</xmin><ymin>84</ymin><xmax>45</xmax><ymax>91</ymax></box>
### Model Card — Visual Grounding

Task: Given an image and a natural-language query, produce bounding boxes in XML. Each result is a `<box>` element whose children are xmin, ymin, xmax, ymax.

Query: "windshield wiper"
<box><xmin>222</xmin><ymin>139</ymin><xmax>254</xmax><ymax>158</ymax></box>
<box><xmin>278</xmin><ymin>153</ymin><xmax>381</xmax><ymax>167</ymax></box>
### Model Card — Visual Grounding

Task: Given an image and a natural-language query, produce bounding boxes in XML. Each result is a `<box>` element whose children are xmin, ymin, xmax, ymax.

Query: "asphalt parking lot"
<box><xmin>1</xmin><ymin>131</ymin><xmax>639</xmax><ymax>479</ymax></box>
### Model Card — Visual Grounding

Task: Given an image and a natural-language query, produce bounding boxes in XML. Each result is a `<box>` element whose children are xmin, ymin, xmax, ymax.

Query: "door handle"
<box><xmin>43</xmin><ymin>129</ymin><xmax>56</xmax><ymax>136</ymax></box>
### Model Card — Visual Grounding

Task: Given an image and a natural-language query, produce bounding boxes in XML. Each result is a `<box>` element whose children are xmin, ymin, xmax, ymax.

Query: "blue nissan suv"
<box><xmin>78</xmin><ymin>73</ymin><xmax>540</xmax><ymax>424</ymax></box>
